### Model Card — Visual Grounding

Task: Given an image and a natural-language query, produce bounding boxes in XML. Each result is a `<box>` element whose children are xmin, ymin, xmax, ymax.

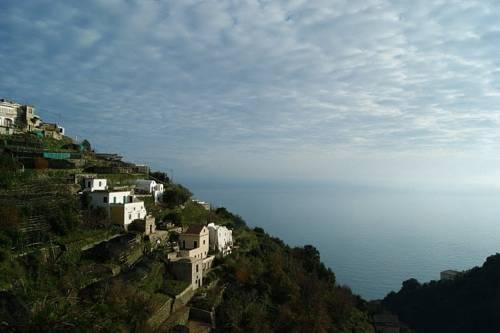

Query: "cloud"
<box><xmin>1</xmin><ymin>0</ymin><xmax>500</xmax><ymax>184</ymax></box>
<box><xmin>76</xmin><ymin>28</ymin><xmax>101</xmax><ymax>47</ymax></box>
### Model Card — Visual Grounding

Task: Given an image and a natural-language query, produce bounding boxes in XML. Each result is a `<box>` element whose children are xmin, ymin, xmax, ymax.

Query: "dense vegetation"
<box><xmin>383</xmin><ymin>254</ymin><xmax>500</xmax><ymax>333</ymax></box>
<box><xmin>161</xmin><ymin>184</ymin><xmax>192</xmax><ymax>208</ymax></box>
<box><xmin>216</xmin><ymin>227</ymin><xmax>373</xmax><ymax>333</ymax></box>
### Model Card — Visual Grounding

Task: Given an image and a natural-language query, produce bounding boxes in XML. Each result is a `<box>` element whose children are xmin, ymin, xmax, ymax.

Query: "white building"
<box><xmin>83</xmin><ymin>177</ymin><xmax>108</xmax><ymax>192</ymax></box>
<box><xmin>87</xmin><ymin>189</ymin><xmax>148</xmax><ymax>229</ymax></box>
<box><xmin>135</xmin><ymin>179</ymin><xmax>164</xmax><ymax>203</ymax></box>
<box><xmin>110</xmin><ymin>201</ymin><xmax>147</xmax><ymax>229</ymax></box>
<box><xmin>0</xmin><ymin>99</ymin><xmax>40</xmax><ymax>134</ymax></box>
<box><xmin>207</xmin><ymin>223</ymin><xmax>233</xmax><ymax>256</ymax></box>
<box><xmin>179</xmin><ymin>225</ymin><xmax>210</xmax><ymax>260</ymax></box>
<box><xmin>88</xmin><ymin>190</ymin><xmax>134</xmax><ymax>208</ymax></box>
<box><xmin>170</xmin><ymin>224</ymin><xmax>216</xmax><ymax>290</ymax></box>
<box><xmin>0</xmin><ymin>100</ymin><xmax>17</xmax><ymax>130</ymax></box>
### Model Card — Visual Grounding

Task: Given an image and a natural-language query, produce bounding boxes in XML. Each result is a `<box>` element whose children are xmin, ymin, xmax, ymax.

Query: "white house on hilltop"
<box><xmin>0</xmin><ymin>98</ymin><xmax>65</xmax><ymax>138</ymax></box>
<box><xmin>208</xmin><ymin>223</ymin><xmax>233</xmax><ymax>256</ymax></box>
<box><xmin>135</xmin><ymin>179</ymin><xmax>164</xmax><ymax>203</ymax></box>
<box><xmin>0</xmin><ymin>98</ymin><xmax>41</xmax><ymax>134</ymax></box>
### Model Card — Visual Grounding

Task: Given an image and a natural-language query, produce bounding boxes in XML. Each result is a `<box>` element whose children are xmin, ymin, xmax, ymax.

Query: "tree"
<box><xmin>163</xmin><ymin>212</ymin><xmax>181</xmax><ymax>225</ymax></box>
<box><xmin>401</xmin><ymin>278</ymin><xmax>421</xmax><ymax>292</ymax></box>
<box><xmin>162</xmin><ymin>184</ymin><xmax>191</xmax><ymax>208</ymax></box>
<box><xmin>81</xmin><ymin>139</ymin><xmax>91</xmax><ymax>152</ymax></box>
<box><xmin>216</xmin><ymin>207</ymin><xmax>247</xmax><ymax>229</ymax></box>
<box><xmin>150</xmin><ymin>171</ymin><xmax>170</xmax><ymax>183</ymax></box>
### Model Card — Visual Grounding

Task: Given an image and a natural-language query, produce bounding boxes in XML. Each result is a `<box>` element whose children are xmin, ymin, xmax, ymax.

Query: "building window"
<box><xmin>203</xmin><ymin>240</ymin><xmax>205</xmax><ymax>245</ymax></box>
<box><xmin>113</xmin><ymin>197</ymin><xmax>117</xmax><ymax>203</ymax></box>
<box><xmin>194</xmin><ymin>241</ymin><xmax>198</xmax><ymax>248</ymax></box>
<box><xmin>99</xmin><ymin>181</ymin><xmax>102</xmax><ymax>187</ymax></box>
<box><xmin>129</xmin><ymin>214</ymin><xmax>132</xmax><ymax>220</ymax></box>
<box><xmin>88</xmin><ymin>181</ymin><xmax>91</xmax><ymax>187</ymax></box>
<box><xmin>196</xmin><ymin>264</ymin><xmax>199</xmax><ymax>272</ymax></box>
<box><xmin>103</xmin><ymin>196</ymin><xmax>108</xmax><ymax>203</ymax></box>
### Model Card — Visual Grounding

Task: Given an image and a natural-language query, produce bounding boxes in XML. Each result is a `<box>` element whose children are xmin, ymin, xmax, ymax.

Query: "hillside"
<box><xmin>0</xmin><ymin>129</ymin><xmax>374</xmax><ymax>331</ymax></box>
<box><xmin>383</xmin><ymin>253</ymin><xmax>500</xmax><ymax>332</ymax></box>
<box><xmin>214</xmin><ymin>227</ymin><xmax>373</xmax><ymax>332</ymax></box>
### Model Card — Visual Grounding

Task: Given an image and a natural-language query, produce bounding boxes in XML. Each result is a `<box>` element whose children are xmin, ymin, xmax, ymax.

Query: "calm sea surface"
<box><xmin>184</xmin><ymin>181</ymin><xmax>500</xmax><ymax>300</ymax></box>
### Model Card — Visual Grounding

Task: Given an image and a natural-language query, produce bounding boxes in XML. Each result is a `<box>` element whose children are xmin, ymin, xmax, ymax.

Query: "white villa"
<box><xmin>88</xmin><ymin>189</ymin><xmax>134</xmax><ymax>208</ymax></box>
<box><xmin>169</xmin><ymin>224</ymin><xmax>215</xmax><ymax>289</ymax></box>
<box><xmin>0</xmin><ymin>98</ymin><xmax>40</xmax><ymax>134</ymax></box>
<box><xmin>135</xmin><ymin>179</ymin><xmax>164</xmax><ymax>203</ymax></box>
<box><xmin>87</xmin><ymin>189</ymin><xmax>147</xmax><ymax>229</ymax></box>
<box><xmin>0</xmin><ymin>98</ymin><xmax>64</xmax><ymax>138</ymax></box>
<box><xmin>109</xmin><ymin>201</ymin><xmax>147</xmax><ymax>230</ymax></box>
<box><xmin>83</xmin><ymin>177</ymin><xmax>108</xmax><ymax>192</ymax></box>
<box><xmin>208</xmin><ymin>223</ymin><xmax>233</xmax><ymax>256</ymax></box>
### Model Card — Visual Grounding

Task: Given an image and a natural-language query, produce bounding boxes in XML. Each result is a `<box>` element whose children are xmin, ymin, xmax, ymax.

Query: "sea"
<box><xmin>184</xmin><ymin>180</ymin><xmax>500</xmax><ymax>300</ymax></box>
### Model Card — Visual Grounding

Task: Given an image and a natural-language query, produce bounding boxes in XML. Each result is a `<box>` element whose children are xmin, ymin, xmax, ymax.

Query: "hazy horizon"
<box><xmin>186</xmin><ymin>180</ymin><xmax>500</xmax><ymax>299</ymax></box>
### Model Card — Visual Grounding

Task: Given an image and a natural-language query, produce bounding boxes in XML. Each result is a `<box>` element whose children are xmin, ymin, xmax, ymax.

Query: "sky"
<box><xmin>2</xmin><ymin>0</ymin><xmax>500</xmax><ymax>189</ymax></box>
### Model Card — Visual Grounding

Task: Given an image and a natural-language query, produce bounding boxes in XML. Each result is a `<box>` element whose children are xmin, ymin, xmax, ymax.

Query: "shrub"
<box><xmin>162</xmin><ymin>184</ymin><xmax>191</xmax><ymax>208</ymax></box>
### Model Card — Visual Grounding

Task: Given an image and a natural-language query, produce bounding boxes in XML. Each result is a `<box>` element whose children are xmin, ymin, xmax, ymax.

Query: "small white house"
<box><xmin>88</xmin><ymin>190</ymin><xmax>133</xmax><ymax>209</ymax></box>
<box><xmin>87</xmin><ymin>189</ymin><xmax>148</xmax><ymax>229</ymax></box>
<box><xmin>110</xmin><ymin>201</ymin><xmax>147</xmax><ymax>229</ymax></box>
<box><xmin>83</xmin><ymin>177</ymin><xmax>108</xmax><ymax>192</ymax></box>
<box><xmin>135</xmin><ymin>179</ymin><xmax>164</xmax><ymax>203</ymax></box>
<box><xmin>207</xmin><ymin>223</ymin><xmax>233</xmax><ymax>256</ymax></box>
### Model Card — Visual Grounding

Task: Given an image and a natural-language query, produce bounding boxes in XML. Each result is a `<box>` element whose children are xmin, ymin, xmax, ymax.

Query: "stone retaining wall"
<box><xmin>189</xmin><ymin>307</ymin><xmax>214</xmax><ymax>325</ymax></box>
<box><xmin>171</xmin><ymin>285</ymin><xmax>194</xmax><ymax>313</ymax></box>
<box><xmin>146</xmin><ymin>297</ymin><xmax>173</xmax><ymax>330</ymax></box>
